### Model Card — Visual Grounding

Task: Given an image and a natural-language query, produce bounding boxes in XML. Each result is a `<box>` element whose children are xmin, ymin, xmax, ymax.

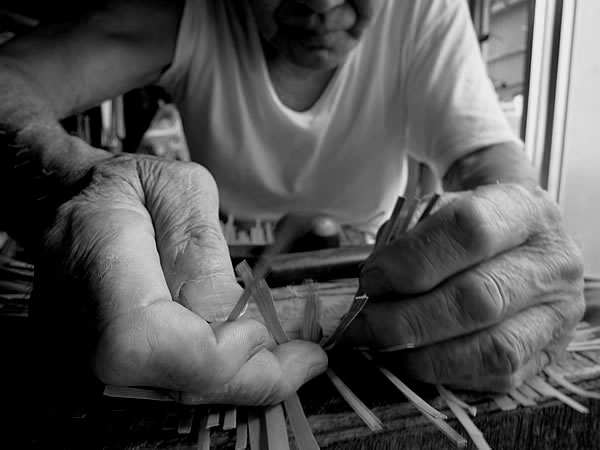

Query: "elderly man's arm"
<box><xmin>1</xmin><ymin>0</ymin><xmax>328</xmax><ymax>403</ymax></box>
<box><xmin>0</xmin><ymin>0</ymin><xmax>184</xmax><ymax>239</ymax></box>
<box><xmin>443</xmin><ymin>142</ymin><xmax>538</xmax><ymax>191</ymax></box>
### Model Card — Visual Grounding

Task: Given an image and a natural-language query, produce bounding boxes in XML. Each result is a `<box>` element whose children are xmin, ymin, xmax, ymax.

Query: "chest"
<box><xmin>265</xmin><ymin>61</ymin><xmax>337</xmax><ymax>112</ymax></box>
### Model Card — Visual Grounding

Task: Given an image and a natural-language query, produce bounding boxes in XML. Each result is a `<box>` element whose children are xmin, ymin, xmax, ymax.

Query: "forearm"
<box><xmin>442</xmin><ymin>141</ymin><xmax>538</xmax><ymax>192</ymax></box>
<box><xmin>0</xmin><ymin>61</ymin><xmax>110</xmax><ymax>244</ymax></box>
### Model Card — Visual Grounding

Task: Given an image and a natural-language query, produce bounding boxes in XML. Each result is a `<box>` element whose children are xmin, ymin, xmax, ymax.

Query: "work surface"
<box><xmin>2</xmin><ymin>279</ymin><xmax>600</xmax><ymax>449</ymax></box>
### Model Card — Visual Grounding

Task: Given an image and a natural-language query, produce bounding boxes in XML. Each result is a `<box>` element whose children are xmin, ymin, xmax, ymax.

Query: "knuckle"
<box><xmin>452</xmin><ymin>271</ymin><xmax>506</xmax><ymax>326</ymax></box>
<box><xmin>531</xmin><ymin>186</ymin><xmax>563</xmax><ymax>224</ymax></box>
<box><xmin>398</xmin><ymin>236</ymin><xmax>442</xmax><ymax>291</ymax></box>
<box><xmin>396</xmin><ymin>307</ymin><xmax>428</xmax><ymax>347</ymax></box>
<box><xmin>187</xmin><ymin>163</ymin><xmax>218</xmax><ymax>194</ymax></box>
<box><xmin>452</xmin><ymin>196</ymin><xmax>497</xmax><ymax>256</ymax></box>
<box><xmin>483</xmin><ymin>331</ymin><xmax>523</xmax><ymax>376</ymax></box>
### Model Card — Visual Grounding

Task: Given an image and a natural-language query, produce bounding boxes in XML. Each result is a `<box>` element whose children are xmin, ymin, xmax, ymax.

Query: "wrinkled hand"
<box><xmin>343</xmin><ymin>184</ymin><xmax>584</xmax><ymax>392</ymax></box>
<box><xmin>33</xmin><ymin>152</ymin><xmax>327</xmax><ymax>405</ymax></box>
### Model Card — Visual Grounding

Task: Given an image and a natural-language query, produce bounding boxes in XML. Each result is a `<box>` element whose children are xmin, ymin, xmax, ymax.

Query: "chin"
<box><xmin>286</xmin><ymin>39</ymin><xmax>355</xmax><ymax>70</ymax></box>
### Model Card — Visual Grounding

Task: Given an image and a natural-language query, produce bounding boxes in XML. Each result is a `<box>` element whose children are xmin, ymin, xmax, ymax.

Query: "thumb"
<box><xmin>142</xmin><ymin>161</ymin><xmax>241</xmax><ymax>322</ymax></box>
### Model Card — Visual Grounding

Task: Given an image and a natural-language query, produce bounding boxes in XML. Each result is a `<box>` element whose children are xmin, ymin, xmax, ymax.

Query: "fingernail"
<box><xmin>306</xmin><ymin>361</ymin><xmax>328</xmax><ymax>382</ymax></box>
<box><xmin>248</xmin><ymin>343</ymin><xmax>267</xmax><ymax>360</ymax></box>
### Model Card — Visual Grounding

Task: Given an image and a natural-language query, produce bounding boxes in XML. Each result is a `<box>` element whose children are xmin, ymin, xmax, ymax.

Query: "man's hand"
<box><xmin>342</xmin><ymin>184</ymin><xmax>585</xmax><ymax>392</ymax></box>
<box><xmin>33</xmin><ymin>152</ymin><xmax>327</xmax><ymax>405</ymax></box>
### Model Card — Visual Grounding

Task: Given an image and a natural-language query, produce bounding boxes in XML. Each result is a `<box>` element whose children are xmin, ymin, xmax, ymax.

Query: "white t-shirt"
<box><xmin>159</xmin><ymin>0</ymin><xmax>518</xmax><ymax>234</ymax></box>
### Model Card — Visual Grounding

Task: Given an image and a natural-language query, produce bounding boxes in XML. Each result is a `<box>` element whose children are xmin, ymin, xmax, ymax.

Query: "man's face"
<box><xmin>249</xmin><ymin>0</ymin><xmax>383</xmax><ymax>70</ymax></box>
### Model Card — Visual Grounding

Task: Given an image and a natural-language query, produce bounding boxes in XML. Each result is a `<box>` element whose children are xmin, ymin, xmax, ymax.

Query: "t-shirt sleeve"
<box><xmin>157</xmin><ymin>0</ymin><xmax>214</xmax><ymax>101</ymax></box>
<box><xmin>404</xmin><ymin>0</ymin><xmax>521</xmax><ymax>179</ymax></box>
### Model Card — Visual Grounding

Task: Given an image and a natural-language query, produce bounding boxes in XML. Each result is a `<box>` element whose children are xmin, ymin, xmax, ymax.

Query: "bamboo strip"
<box><xmin>394</xmin><ymin>196</ymin><xmax>419</xmax><ymax>236</ymax></box>
<box><xmin>205</xmin><ymin>408</ymin><xmax>221</xmax><ymax>428</ymax></box>
<box><xmin>0</xmin><ymin>255</ymin><xmax>34</xmax><ymax>270</ymax></box>
<box><xmin>321</xmin><ymin>197</ymin><xmax>406</xmax><ymax>349</ymax></box>
<box><xmin>197</xmin><ymin>414</ymin><xmax>211</xmax><ymax>450</ymax></box>
<box><xmin>282</xmin><ymin>395</ymin><xmax>320</xmax><ymax>450</ymax></box>
<box><xmin>321</xmin><ymin>194</ymin><xmax>440</xmax><ymax>349</ymax></box>
<box><xmin>0</xmin><ymin>293</ymin><xmax>29</xmax><ymax>301</ymax></box>
<box><xmin>361</xmin><ymin>352</ymin><xmax>447</xmax><ymax>420</ymax></box>
<box><xmin>420</xmin><ymin>409</ymin><xmax>467</xmax><ymax>447</ymax></box>
<box><xmin>228</xmin><ymin>215</ymin><xmax>315</xmax><ymax>321</ymax></box>
<box><xmin>247</xmin><ymin>408</ymin><xmax>262</xmax><ymax>450</ymax></box>
<box><xmin>102</xmin><ymin>385</ymin><xmax>173</xmax><ymax>402</ymax></box>
<box><xmin>0</xmin><ymin>280</ymin><xmax>31</xmax><ymax>293</ymax></box>
<box><xmin>435</xmin><ymin>385</ymin><xmax>477</xmax><ymax>417</ymax></box>
<box><xmin>263</xmin><ymin>404</ymin><xmax>291</xmax><ymax>450</ymax></box>
<box><xmin>568</xmin><ymin>344</ymin><xmax>600</xmax><ymax>352</ymax></box>
<box><xmin>442</xmin><ymin>397</ymin><xmax>490</xmax><ymax>450</ymax></box>
<box><xmin>493</xmin><ymin>395</ymin><xmax>518</xmax><ymax>411</ymax></box>
<box><xmin>300</xmin><ymin>282</ymin><xmax>382</xmax><ymax>432</ymax></box>
<box><xmin>527</xmin><ymin>377</ymin><xmax>589</xmax><ymax>414</ymax></box>
<box><xmin>235</xmin><ymin>409</ymin><xmax>248</xmax><ymax>450</ymax></box>
<box><xmin>508</xmin><ymin>389</ymin><xmax>537</xmax><ymax>407</ymax></box>
<box><xmin>177</xmin><ymin>406</ymin><xmax>195</xmax><ymax>435</ymax></box>
<box><xmin>517</xmin><ymin>384</ymin><xmax>542</xmax><ymax>401</ymax></box>
<box><xmin>544</xmin><ymin>367</ymin><xmax>600</xmax><ymax>400</ymax></box>
<box><xmin>235</xmin><ymin>262</ymin><xmax>320</xmax><ymax>450</ymax></box>
<box><xmin>301</xmin><ymin>280</ymin><xmax>321</xmax><ymax>343</ymax></box>
<box><xmin>326</xmin><ymin>368</ymin><xmax>383</xmax><ymax>432</ymax></box>
<box><xmin>223</xmin><ymin>407</ymin><xmax>238</xmax><ymax>431</ymax></box>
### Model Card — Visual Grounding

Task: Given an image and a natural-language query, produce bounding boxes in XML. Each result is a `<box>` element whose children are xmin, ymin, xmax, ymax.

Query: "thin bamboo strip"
<box><xmin>228</xmin><ymin>215</ymin><xmax>315</xmax><ymax>321</ymax></box>
<box><xmin>301</xmin><ymin>280</ymin><xmax>321</xmax><ymax>343</ymax></box>
<box><xmin>0</xmin><ymin>265</ymin><xmax>34</xmax><ymax>277</ymax></box>
<box><xmin>197</xmin><ymin>414</ymin><xmax>211</xmax><ymax>450</ymax></box>
<box><xmin>177</xmin><ymin>406</ymin><xmax>195</xmax><ymax>435</ymax></box>
<box><xmin>102</xmin><ymin>385</ymin><xmax>173</xmax><ymax>401</ymax></box>
<box><xmin>568</xmin><ymin>344</ymin><xmax>600</xmax><ymax>352</ymax></box>
<box><xmin>300</xmin><ymin>282</ymin><xmax>382</xmax><ymax>432</ymax></box>
<box><xmin>263</xmin><ymin>404</ymin><xmax>291</xmax><ymax>450</ymax></box>
<box><xmin>508</xmin><ymin>388</ymin><xmax>537</xmax><ymax>407</ymax></box>
<box><xmin>326</xmin><ymin>368</ymin><xmax>382</xmax><ymax>432</ymax></box>
<box><xmin>544</xmin><ymin>367</ymin><xmax>600</xmax><ymax>400</ymax></box>
<box><xmin>437</xmin><ymin>385</ymin><xmax>490</xmax><ymax>450</ymax></box>
<box><xmin>0</xmin><ymin>280</ymin><xmax>31</xmax><ymax>293</ymax></box>
<box><xmin>527</xmin><ymin>376</ymin><xmax>589</xmax><ymax>414</ymax></box>
<box><xmin>321</xmin><ymin>194</ymin><xmax>440</xmax><ymax>349</ymax></box>
<box><xmin>0</xmin><ymin>293</ymin><xmax>29</xmax><ymax>301</ymax></box>
<box><xmin>573</xmin><ymin>325</ymin><xmax>600</xmax><ymax>341</ymax></box>
<box><xmin>205</xmin><ymin>408</ymin><xmax>221</xmax><ymax>428</ymax></box>
<box><xmin>361</xmin><ymin>352</ymin><xmax>447</xmax><ymax>420</ymax></box>
<box><xmin>517</xmin><ymin>384</ymin><xmax>542</xmax><ymax>401</ymax></box>
<box><xmin>247</xmin><ymin>408</ymin><xmax>262</xmax><ymax>450</ymax></box>
<box><xmin>321</xmin><ymin>197</ymin><xmax>406</xmax><ymax>349</ymax></box>
<box><xmin>223</xmin><ymin>407</ymin><xmax>237</xmax><ymax>431</ymax></box>
<box><xmin>0</xmin><ymin>254</ymin><xmax>34</xmax><ymax>270</ymax></box>
<box><xmin>235</xmin><ymin>409</ymin><xmax>248</xmax><ymax>449</ymax></box>
<box><xmin>493</xmin><ymin>395</ymin><xmax>518</xmax><ymax>411</ymax></box>
<box><xmin>444</xmin><ymin>400</ymin><xmax>490</xmax><ymax>450</ymax></box>
<box><xmin>420</xmin><ymin>408</ymin><xmax>467</xmax><ymax>448</ymax></box>
<box><xmin>435</xmin><ymin>385</ymin><xmax>477</xmax><ymax>417</ymax></box>
<box><xmin>235</xmin><ymin>262</ymin><xmax>320</xmax><ymax>450</ymax></box>
<box><xmin>282</xmin><ymin>394</ymin><xmax>320</xmax><ymax>450</ymax></box>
